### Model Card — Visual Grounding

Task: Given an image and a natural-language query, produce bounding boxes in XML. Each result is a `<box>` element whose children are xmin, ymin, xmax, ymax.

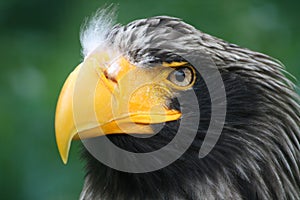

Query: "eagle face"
<box><xmin>55</xmin><ymin>8</ymin><xmax>300</xmax><ymax>200</ymax></box>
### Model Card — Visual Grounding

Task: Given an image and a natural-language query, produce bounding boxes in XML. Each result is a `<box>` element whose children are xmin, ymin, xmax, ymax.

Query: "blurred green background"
<box><xmin>0</xmin><ymin>0</ymin><xmax>299</xmax><ymax>199</ymax></box>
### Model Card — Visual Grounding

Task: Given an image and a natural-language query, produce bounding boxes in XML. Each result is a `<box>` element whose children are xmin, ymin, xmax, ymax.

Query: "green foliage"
<box><xmin>0</xmin><ymin>0</ymin><xmax>299</xmax><ymax>199</ymax></box>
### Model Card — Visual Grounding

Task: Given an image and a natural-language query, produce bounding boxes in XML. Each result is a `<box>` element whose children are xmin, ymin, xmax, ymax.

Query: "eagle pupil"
<box><xmin>175</xmin><ymin>70</ymin><xmax>185</xmax><ymax>82</ymax></box>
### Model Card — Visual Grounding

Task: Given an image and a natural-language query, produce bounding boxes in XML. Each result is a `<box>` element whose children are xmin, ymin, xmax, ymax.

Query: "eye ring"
<box><xmin>167</xmin><ymin>67</ymin><xmax>194</xmax><ymax>87</ymax></box>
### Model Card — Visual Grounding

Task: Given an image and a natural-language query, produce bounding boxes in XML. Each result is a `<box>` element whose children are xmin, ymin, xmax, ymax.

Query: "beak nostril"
<box><xmin>104</xmin><ymin>70</ymin><xmax>118</xmax><ymax>83</ymax></box>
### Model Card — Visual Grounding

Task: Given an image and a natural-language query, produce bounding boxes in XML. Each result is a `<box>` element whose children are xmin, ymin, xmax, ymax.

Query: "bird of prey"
<box><xmin>55</xmin><ymin>8</ymin><xmax>300</xmax><ymax>200</ymax></box>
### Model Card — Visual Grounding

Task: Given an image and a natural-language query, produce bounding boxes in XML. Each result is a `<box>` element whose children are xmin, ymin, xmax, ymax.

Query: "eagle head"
<box><xmin>55</xmin><ymin>8</ymin><xmax>300</xmax><ymax>200</ymax></box>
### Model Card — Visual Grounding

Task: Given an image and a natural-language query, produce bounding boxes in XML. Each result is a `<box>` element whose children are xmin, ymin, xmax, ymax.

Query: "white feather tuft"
<box><xmin>80</xmin><ymin>5</ymin><xmax>118</xmax><ymax>58</ymax></box>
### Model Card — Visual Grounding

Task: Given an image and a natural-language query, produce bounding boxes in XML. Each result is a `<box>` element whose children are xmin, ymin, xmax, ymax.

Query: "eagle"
<box><xmin>55</xmin><ymin>8</ymin><xmax>300</xmax><ymax>200</ymax></box>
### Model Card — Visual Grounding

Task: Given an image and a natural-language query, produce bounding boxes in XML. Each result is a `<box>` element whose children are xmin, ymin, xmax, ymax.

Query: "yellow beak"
<box><xmin>55</xmin><ymin>53</ymin><xmax>181</xmax><ymax>164</ymax></box>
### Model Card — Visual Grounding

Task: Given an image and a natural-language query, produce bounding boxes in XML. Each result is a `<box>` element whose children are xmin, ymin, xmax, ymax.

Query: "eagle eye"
<box><xmin>168</xmin><ymin>67</ymin><xmax>194</xmax><ymax>87</ymax></box>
